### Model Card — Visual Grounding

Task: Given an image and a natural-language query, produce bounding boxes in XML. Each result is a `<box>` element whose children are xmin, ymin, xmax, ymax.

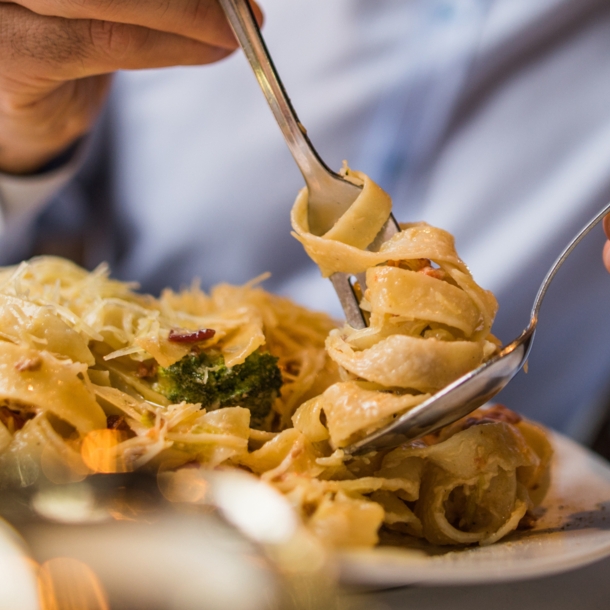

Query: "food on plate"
<box><xmin>0</xmin><ymin>171</ymin><xmax>552</xmax><ymax>548</ymax></box>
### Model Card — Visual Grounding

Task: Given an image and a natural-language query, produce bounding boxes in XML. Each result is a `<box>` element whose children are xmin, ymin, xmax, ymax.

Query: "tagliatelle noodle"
<box><xmin>283</xmin><ymin>168</ymin><xmax>551</xmax><ymax>546</ymax></box>
<box><xmin>305</xmin><ymin>382</ymin><xmax>429</xmax><ymax>449</ymax></box>
<box><xmin>0</xmin><ymin>168</ymin><xmax>552</xmax><ymax>549</ymax></box>
<box><xmin>326</xmin><ymin>333</ymin><xmax>489</xmax><ymax>393</ymax></box>
<box><xmin>292</xmin><ymin>168</ymin><xmax>499</xmax><ymax>448</ymax></box>
<box><xmin>0</xmin><ymin>258</ymin><xmax>335</xmax><ymax>487</ymax></box>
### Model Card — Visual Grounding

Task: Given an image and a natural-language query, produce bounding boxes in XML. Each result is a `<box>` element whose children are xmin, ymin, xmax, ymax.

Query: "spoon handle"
<box><xmin>531</xmin><ymin>202</ymin><xmax>610</xmax><ymax>322</ymax></box>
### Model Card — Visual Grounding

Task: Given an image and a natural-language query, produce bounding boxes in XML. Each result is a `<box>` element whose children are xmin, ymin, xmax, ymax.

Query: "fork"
<box><xmin>219</xmin><ymin>0</ymin><xmax>610</xmax><ymax>453</ymax></box>
<box><xmin>218</xmin><ymin>0</ymin><xmax>399</xmax><ymax>330</ymax></box>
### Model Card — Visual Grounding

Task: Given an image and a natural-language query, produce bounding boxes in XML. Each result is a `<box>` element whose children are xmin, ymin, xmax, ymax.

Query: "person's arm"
<box><xmin>0</xmin><ymin>141</ymin><xmax>85</xmax><ymax>229</ymax></box>
<box><xmin>0</xmin><ymin>0</ymin><xmax>262</xmax><ymax>175</ymax></box>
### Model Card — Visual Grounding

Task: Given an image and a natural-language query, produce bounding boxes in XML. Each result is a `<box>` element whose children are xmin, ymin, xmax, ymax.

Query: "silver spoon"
<box><xmin>218</xmin><ymin>0</ymin><xmax>398</xmax><ymax>329</ymax></box>
<box><xmin>345</xmin><ymin>203</ymin><xmax>610</xmax><ymax>454</ymax></box>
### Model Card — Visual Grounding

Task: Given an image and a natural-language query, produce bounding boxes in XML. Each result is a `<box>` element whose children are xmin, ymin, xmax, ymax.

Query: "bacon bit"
<box><xmin>419</xmin><ymin>266</ymin><xmax>446</xmax><ymax>281</ymax></box>
<box><xmin>422</xmin><ymin>404</ymin><xmax>522</xmax><ymax>445</ymax></box>
<box><xmin>385</xmin><ymin>260</ymin><xmax>404</xmax><ymax>270</ymax></box>
<box><xmin>466</xmin><ymin>417</ymin><xmax>498</xmax><ymax>428</ymax></box>
<box><xmin>474</xmin><ymin>447</ymin><xmax>487</xmax><ymax>469</ymax></box>
<box><xmin>387</xmin><ymin>258</ymin><xmax>432</xmax><ymax>272</ymax></box>
<box><xmin>410</xmin><ymin>258</ymin><xmax>431</xmax><ymax>271</ymax></box>
<box><xmin>107</xmin><ymin>415</ymin><xmax>130</xmax><ymax>432</ymax></box>
<box><xmin>136</xmin><ymin>361</ymin><xmax>158</xmax><ymax>379</ymax></box>
<box><xmin>480</xmin><ymin>404</ymin><xmax>522</xmax><ymax>425</ymax></box>
<box><xmin>0</xmin><ymin>405</ymin><xmax>35</xmax><ymax>433</ymax></box>
<box><xmin>281</xmin><ymin>361</ymin><xmax>300</xmax><ymax>377</ymax></box>
<box><xmin>168</xmin><ymin>328</ymin><xmax>216</xmax><ymax>344</ymax></box>
<box><xmin>457</xmin><ymin>406</ymin><xmax>522</xmax><ymax>433</ymax></box>
<box><xmin>421</xmin><ymin>430</ymin><xmax>442</xmax><ymax>445</ymax></box>
<box><xmin>517</xmin><ymin>511</ymin><xmax>538</xmax><ymax>530</ymax></box>
<box><xmin>15</xmin><ymin>356</ymin><xmax>42</xmax><ymax>372</ymax></box>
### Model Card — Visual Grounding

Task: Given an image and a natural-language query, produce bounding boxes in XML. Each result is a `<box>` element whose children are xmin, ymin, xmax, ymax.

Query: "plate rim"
<box><xmin>338</xmin><ymin>432</ymin><xmax>610</xmax><ymax>587</ymax></box>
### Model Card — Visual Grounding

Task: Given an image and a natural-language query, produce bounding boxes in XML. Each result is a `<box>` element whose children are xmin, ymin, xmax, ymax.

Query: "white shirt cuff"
<box><xmin>0</xmin><ymin>149</ymin><xmax>83</xmax><ymax>231</ymax></box>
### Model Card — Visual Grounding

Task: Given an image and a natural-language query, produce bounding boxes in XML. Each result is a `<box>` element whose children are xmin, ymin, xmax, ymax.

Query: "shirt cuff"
<box><xmin>0</xmin><ymin>142</ymin><xmax>85</xmax><ymax>231</ymax></box>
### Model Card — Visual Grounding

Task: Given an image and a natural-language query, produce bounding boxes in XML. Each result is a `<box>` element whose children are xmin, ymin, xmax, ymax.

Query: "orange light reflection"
<box><xmin>38</xmin><ymin>557</ymin><xmax>108</xmax><ymax>610</ymax></box>
<box><xmin>81</xmin><ymin>429</ymin><xmax>131</xmax><ymax>474</ymax></box>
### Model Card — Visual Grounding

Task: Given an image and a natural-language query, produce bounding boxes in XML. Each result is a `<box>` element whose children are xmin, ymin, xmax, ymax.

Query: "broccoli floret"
<box><xmin>155</xmin><ymin>350</ymin><xmax>282</xmax><ymax>429</ymax></box>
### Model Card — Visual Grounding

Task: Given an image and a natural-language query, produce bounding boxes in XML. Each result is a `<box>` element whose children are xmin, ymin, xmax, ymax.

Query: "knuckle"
<box><xmin>187</xmin><ymin>0</ymin><xmax>213</xmax><ymax>25</ymax></box>
<box><xmin>39</xmin><ymin>0</ymin><xmax>122</xmax><ymax>20</ymax></box>
<box><xmin>0</xmin><ymin>4</ymin><xmax>33</xmax><ymax>61</ymax></box>
<box><xmin>188</xmin><ymin>0</ymin><xmax>238</xmax><ymax>49</ymax></box>
<box><xmin>0</xmin><ymin>6</ymin><xmax>107</xmax><ymax>144</ymax></box>
<box><xmin>88</xmin><ymin>20</ymin><xmax>149</xmax><ymax>61</ymax></box>
<box><xmin>0</xmin><ymin>89</ymin><xmax>24</xmax><ymax>119</ymax></box>
<box><xmin>0</xmin><ymin>3</ymin><xmax>85</xmax><ymax>67</ymax></box>
<box><xmin>185</xmin><ymin>0</ymin><xmax>230</xmax><ymax>44</ymax></box>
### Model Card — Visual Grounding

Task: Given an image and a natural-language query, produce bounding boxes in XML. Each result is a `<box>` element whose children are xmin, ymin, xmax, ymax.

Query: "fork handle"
<box><xmin>219</xmin><ymin>0</ymin><xmax>331</xmax><ymax>183</ymax></box>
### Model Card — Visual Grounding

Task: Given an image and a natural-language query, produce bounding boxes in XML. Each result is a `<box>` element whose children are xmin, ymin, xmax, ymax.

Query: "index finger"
<box><xmin>5</xmin><ymin>0</ymin><xmax>263</xmax><ymax>49</ymax></box>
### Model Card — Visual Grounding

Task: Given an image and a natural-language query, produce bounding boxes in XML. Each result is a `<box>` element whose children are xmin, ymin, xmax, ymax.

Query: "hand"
<box><xmin>0</xmin><ymin>0</ymin><xmax>262</xmax><ymax>174</ymax></box>
<box><xmin>603</xmin><ymin>215</ymin><xmax>610</xmax><ymax>272</ymax></box>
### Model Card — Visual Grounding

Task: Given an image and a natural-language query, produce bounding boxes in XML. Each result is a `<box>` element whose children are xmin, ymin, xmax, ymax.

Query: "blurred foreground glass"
<box><xmin>0</xmin><ymin>469</ymin><xmax>340</xmax><ymax>610</ymax></box>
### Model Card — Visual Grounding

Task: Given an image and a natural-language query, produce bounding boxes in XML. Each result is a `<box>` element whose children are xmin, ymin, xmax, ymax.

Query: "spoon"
<box><xmin>345</xmin><ymin>202</ymin><xmax>610</xmax><ymax>454</ymax></box>
<box><xmin>218</xmin><ymin>0</ymin><xmax>398</xmax><ymax>329</ymax></box>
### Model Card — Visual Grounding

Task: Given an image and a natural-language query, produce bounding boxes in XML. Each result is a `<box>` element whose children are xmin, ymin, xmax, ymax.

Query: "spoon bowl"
<box><xmin>346</xmin><ymin>203</ymin><xmax>610</xmax><ymax>454</ymax></box>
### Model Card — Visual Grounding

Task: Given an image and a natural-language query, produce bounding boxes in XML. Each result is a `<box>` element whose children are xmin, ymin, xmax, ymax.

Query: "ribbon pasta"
<box><xmin>0</xmin><ymin>171</ymin><xmax>552</xmax><ymax>548</ymax></box>
<box><xmin>292</xmin><ymin>168</ymin><xmax>499</xmax><ymax>448</ymax></box>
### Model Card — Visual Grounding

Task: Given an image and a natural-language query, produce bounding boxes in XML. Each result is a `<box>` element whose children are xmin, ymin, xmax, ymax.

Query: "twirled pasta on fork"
<box><xmin>292</xmin><ymin>168</ymin><xmax>500</xmax><ymax>448</ymax></box>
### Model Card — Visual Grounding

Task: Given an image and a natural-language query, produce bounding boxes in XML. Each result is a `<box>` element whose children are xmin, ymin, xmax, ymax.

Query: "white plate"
<box><xmin>339</xmin><ymin>433</ymin><xmax>610</xmax><ymax>587</ymax></box>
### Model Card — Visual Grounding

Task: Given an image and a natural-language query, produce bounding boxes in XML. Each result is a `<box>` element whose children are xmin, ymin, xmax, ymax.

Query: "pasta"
<box><xmin>291</xmin><ymin>168</ymin><xmax>500</xmax><ymax>448</ymax></box>
<box><xmin>0</xmin><ymin>169</ymin><xmax>552</xmax><ymax>548</ymax></box>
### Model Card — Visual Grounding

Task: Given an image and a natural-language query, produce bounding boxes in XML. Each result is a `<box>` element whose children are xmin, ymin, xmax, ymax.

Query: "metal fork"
<box><xmin>219</xmin><ymin>0</ymin><xmax>398</xmax><ymax>329</ymax></box>
<box><xmin>219</xmin><ymin>1</ymin><xmax>610</xmax><ymax>454</ymax></box>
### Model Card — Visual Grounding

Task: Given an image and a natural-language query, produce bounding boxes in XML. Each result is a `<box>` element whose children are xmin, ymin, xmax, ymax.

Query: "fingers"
<box><xmin>7</xmin><ymin>0</ymin><xmax>263</xmax><ymax>49</ymax></box>
<box><xmin>0</xmin><ymin>4</ymin><xmax>233</xmax><ymax>88</ymax></box>
<box><xmin>0</xmin><ymin>0</ymin><xmax>264</xmax><ymax>173</ymax></box>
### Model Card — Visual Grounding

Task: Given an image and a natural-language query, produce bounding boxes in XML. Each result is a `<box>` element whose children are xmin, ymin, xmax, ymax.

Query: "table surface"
<box><xmin>343</xmin><ymin>555</ymin><xmax>610</xmax><ymax>610</ymax></box>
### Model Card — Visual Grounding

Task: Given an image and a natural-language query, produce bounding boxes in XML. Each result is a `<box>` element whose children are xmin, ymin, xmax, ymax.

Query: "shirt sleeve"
<box><xmin>0</xmin><ymin>145</ymin><xmax>85</xmax><ymax>232</ymax></box>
